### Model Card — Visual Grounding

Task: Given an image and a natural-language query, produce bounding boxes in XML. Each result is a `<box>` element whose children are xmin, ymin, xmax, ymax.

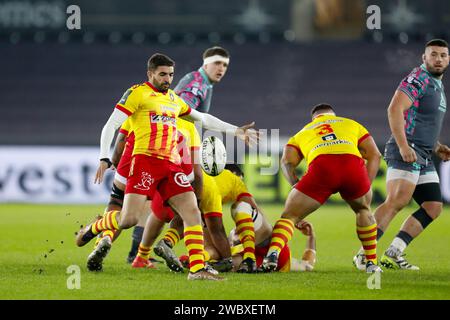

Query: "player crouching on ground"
<box><xmin>227</xmin><ymin>216</ymin><xmax>317</xmax><ymax>272</ymax></box>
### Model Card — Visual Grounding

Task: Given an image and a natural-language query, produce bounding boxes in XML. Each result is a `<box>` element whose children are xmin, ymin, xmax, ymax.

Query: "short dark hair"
<box><xmin>147</xmin><ymin>53</ymin><xmax>175</xmax><ymax>71</ymax></box>
<box><xmin>310</xmin><ymin>103</ymin><xmax>334</xmax><ymax>117</ymax></box>
<box><xmin>425</xmin><ymin>39</ymin><xmax>449</xmax><ymax>49</ymax></box>
<box><xmin>225</xmin><ymin>164</ymin><xmax>244</xmax><ymax>178</ymax></box>
<box><xmin>203</xmin><ymin>46</ymin><xmax>230</xmax><ymax>59</ymax></box>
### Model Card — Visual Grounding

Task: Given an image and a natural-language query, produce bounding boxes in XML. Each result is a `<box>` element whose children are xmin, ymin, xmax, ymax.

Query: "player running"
<box><xmin>354</xmin><ymin>39</ymin><xmax>450</xmax><ymax>271</ymax></box>
<box><xmin>261</xmin><ymin>103</ymin><xmax>382</xmax><ymax>273</ymax></box>
<box><xmin>76</xmin><ymin>53</ymin><xmax>258</xmax><ymax>281</ymax></box>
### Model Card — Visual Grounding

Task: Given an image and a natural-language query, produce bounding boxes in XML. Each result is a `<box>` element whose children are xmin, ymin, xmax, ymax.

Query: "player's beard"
<box><xmin>154</xmin><ymin>80</ymin><xmax>171</xmax><ymax>92</ymax></box>
<box><xmin>425</xmin><ymin>62</ymin><xmax>448</xmax><ymax>77</ymax></box>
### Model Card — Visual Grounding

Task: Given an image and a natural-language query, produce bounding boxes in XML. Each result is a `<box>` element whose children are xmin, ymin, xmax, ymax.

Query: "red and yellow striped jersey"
<box><xmin>201</xmin><ymin>169</ymin><xmax>252</xmax><ymax>218</ymax></box>
<box><xmin>177</xmin><ymin>118</ymin><xmax>201</xmax><ymax>167</ymax></box>
<box><xmin>115</xmin><ymin>82</ymin><xmax>192</xmax><ymax>163</ymax></box>
<box><xmin>287</xmin><ymin>115</ymin><xmax>370</xmax><ymax>166</ymax></box>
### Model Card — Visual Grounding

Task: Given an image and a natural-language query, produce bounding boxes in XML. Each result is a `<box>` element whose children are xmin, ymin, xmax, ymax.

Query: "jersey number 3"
<box><xmin>315</xmin><ymin>124</ymin><xmax>334</xmax><ymax>135</ymax></box>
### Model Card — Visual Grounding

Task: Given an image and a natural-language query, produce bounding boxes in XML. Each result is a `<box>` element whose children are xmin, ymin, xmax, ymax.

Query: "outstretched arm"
<box><xmin>182</xmin><ymin>108</ymin><xmax>259</xmax><ymax>146</ymax></box>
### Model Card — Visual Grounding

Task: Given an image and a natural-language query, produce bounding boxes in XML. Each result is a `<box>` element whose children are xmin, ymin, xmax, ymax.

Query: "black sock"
<box><xmin>129</xmin><ymin>226</ymin><xmax>144</xmax><ymax>257</ymax></box>
<box><xmin>376</xmin><ymin>228</ymin><xmax>384</xmax><ymax>241</ymax></box>
<box><xmin>396</xmin><ymin>230</ymin><xmax>414</xmax><ymax>246</ymax></box>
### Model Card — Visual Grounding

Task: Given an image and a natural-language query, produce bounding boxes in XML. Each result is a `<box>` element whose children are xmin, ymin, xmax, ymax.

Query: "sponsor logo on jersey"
<box><xmin>174</xmin><ymin>172</ymin><xmax>190</xmax><ymax>187</ymax></box>
<box><xmin>160</xmin><ymin>105</ymin><xmax>176</xmax><ymax>112</ymax></box>
<box><xmin>322</xmin><ymin>133</ymin><xmax>337</xmax><ymax>141</ymax></box>
<box><xmin>151</xmin><ymin>114</ymin><xmax>176</xmax><ymax>125</ymax></box>
<box><xmin>407</xmin><ymin>76</ymin><xmax>424</xmax><ymax>90</ymax></box>
<box><xmin>134</xmin><ymin>172</ymin><xmax>154</xmax><ymax>191</ymax></box>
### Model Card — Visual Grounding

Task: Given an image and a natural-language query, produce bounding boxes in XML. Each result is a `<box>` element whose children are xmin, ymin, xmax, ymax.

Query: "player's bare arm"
<box><xmin>111</xmin><ymin>132</ymin><xmax>127</xmax><ymax>168</ymax></box>
<box><xmin>281</xmin><ymin>145</ymin><xmax>303</xmax><ymax>186</ymax></box>
<box><xmin>204</xmin><ymin>216</ymin><xmax>232</xmax><ymax>269</ymax></box>
<box><xmin>435</xmin><ymin>141</ymin><xmax>450</xmax><ymax>161</ymax></box>
<box><xmin>357</xmin><ymin>136</ymin><xmax>381</xmax><ymax>182</ymax></box>
<box><xmin>191</xmin><ymin>148</ymin><xmax>204</xmax><ymax>201</ymax></box>
<box><xmin>295</xmin><ymin>220</ymin><xmax>316</xmax><ymax>251</ymax></box>
<box><xmin>387</xmin><ymin>90</ymin><xmax>417</xmax><ymax>163</ymax></box>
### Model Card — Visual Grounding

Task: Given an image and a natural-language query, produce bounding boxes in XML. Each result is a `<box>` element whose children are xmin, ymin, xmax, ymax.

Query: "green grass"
<box><xmin>0</xmin><ymin>203</ymin><xmax>449</xmax><ymax>300</ymax></box>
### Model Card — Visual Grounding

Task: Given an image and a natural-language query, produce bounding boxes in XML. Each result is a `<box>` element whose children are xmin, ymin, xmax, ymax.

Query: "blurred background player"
<box><xmin>354</xmin><ymin>39</ymin><xmax>450</xmax><ymax>271</ymax></box>
<box><xmin>126</xmin><ymin>46</ymin><xmax>230</xmax><ymax>261</ymax></box>
<box><xmin>175</xmin><ymin>46</ymin><xmax>230</xmax><ymax>113</ymax></box>
<box><xmin>262</xmin><ymin>104</ymin><xmax>382</xmax><ymax>273</ymax></box>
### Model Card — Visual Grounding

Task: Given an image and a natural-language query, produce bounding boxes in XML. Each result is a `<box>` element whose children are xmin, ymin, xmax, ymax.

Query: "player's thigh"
<box><xmin>344</xmin><ymin>190</ymin><xmax>371</xmax><ymax>213</ymax></box>
<box><xmin>120</xmin><ymin>193</ymin><xmax>149</xmax><ymax>228</ymax></box>
<box><xmin>167</xmin><ymin>191</ymin><xmax>202</xmax><ymax>226</ymax></box>
<box><xmin>385</xmin><ymin>179</ymin><xmax>416</xmax><ymax>208</ymax></box>
<box><xmin>282</xmin><ymin>188</ymin><xmax>321</xmax><ymax>221</ymax></box>
<box><xmin>142</xmin><ymin>212</ymin><xmax>166</xmax><ymax>245</ymax></box>
<box><xmin>385</xmin><ymin>160</ymin><xmax>419</xmax><ymax>206</ymax></box>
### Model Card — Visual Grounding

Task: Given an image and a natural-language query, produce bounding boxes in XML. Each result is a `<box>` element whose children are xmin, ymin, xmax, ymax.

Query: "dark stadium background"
<box><xmin>1</xmin><ymin>0</ymin><xmax>450</xmax><ymax>204</ymax></box>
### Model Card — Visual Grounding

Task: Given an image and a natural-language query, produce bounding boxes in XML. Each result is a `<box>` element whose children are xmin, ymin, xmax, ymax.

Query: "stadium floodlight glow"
<box><xmin>132</xmin><ymin>32</ymin><xmax>145</xmax><ymax>44</ymax></box>
<box><xmin>10</xmin><ymin>32</ymin><xmax>20</xmax><ymax>44</ymax></box>
<box><xmin>399</xmin><ymin>32</ymin><xmax>409</xmax><ymax>44</ymax></box>
<box><xmin>34</xmin><ymin>31</ymin><xmax>46</xmax><ymax>43</ymax></box>
<box><xmin>158</xmin><ymin>32</ymin><xmax>171</xmax><ymax>44</ymax></box>
<box><xmin>284</xmin><ymin>29</ymin><xmax>296</xmax><ymax>42</ymax></box>
<box><xmin>109</xmin><ymin>32</ymin><xmax>122</xmax><ymax>44</ymax></box>
<box><xmin>233</xmin><ymin>33</ymin><xmax>246</xmax><ymax>45</ymax></box>
<box><xmin>208</xmin><ymin>32</ymin><xmax>221</xmax><ymax>44</ymax></box>
<box><xmin>83</xmin><ymin>32</ymin><xmax>95</xmax><ymax>44</ymax></box>
<box><xmin>183</xmin><ymin>33</ymin><xmax>196</xmax><ymax>45</ymax></box>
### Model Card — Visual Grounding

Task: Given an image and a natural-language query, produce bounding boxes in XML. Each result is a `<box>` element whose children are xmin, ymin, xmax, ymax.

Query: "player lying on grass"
<box><xmin>262</xmin><ymin>103</ymin><xmax>382</xmax><ymax>273</ymax></box>
<box><xmin>224</xmin><ymin>217</ymin><xmax>316</xmax><ymax>272</ymax></box>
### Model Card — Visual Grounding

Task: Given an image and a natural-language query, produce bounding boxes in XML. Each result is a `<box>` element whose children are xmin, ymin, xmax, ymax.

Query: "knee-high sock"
<box><xmin>137</xmin><ymin>243</ymin><xmax>152</xmax><ymax>260</ymax></box>
<box><xmin>357</xmin><ymin>223</ymin><xmax>378</xmax><ymax>264</ymax></box>
<box><xmin>163</xmin><ymin>228</ymin><xmax>181</xmax><ymax>248</ymax></box>
<box><xmin>234</xmin><ymin>212</ymin><xmax>256</xmax><ymax>261</ymax></box>
<box><xmin>184</xmin><ymin>225</ymin><xmax>205</xmax><ymax>273</ymax></box>
<box><xmin>91</xmin><ymin>210</ymin><xmax>120</xmax><ymax>235</ymax></box>
<box><xmin>268</xmin><ymin>218</ymin><xmax>294</xmax><ymax>256</ymax></box>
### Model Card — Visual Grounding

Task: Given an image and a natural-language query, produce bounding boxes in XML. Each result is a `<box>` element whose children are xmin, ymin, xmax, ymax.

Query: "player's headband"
<box><xmin>203</xmin><ymin>55</ymin><xmax>230</xmax><ymax>66</ymax></box>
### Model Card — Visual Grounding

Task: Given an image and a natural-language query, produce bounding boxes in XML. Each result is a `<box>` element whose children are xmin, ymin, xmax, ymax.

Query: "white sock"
<box><xmin>390</xmin><ymin>237</ymin><xmax>407</xmax><ymax>254</ymax></box>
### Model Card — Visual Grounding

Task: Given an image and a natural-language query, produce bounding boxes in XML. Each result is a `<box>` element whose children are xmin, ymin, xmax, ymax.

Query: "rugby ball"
<box><xmin>201</xmin><ymin>136</ymin><xmax>227</xmax><ymax>176</ymax></box>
